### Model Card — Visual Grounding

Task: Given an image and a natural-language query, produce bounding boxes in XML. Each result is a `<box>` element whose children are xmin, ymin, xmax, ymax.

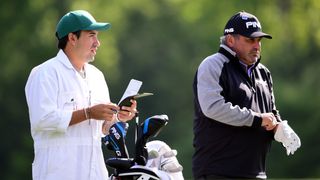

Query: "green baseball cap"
<box><xmin>56</xmin><ymin>10</ymin><xmax>111</xmax><ymax>39</ymax></box>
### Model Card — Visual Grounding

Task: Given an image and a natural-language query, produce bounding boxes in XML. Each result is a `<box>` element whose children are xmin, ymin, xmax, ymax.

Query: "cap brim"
<box><xmin>250</xmin><ymin>31</ymin><xmax>272</xmax><ymax>39</ymax></box>
<box><xmin>84</xmin><ymin>22</ymin><xmax>111</xmax><ymax>31</ymax></box>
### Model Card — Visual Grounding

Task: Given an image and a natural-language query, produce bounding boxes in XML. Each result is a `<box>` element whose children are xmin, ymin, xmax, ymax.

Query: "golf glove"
<box><xmin>274</xmin><ymin>120</ymin><xmax>301</xmax><ymax>155</ymax></box>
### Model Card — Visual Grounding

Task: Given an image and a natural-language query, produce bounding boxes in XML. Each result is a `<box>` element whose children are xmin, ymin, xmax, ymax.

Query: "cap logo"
<box><xmin>245</xmin><ymin>21</ymin><xmax>261</xmax><ymax>29</ymax></box>
<box><xmin>224</xmin><ymin>28</ymin><xmax>234</xmax><ymax>33</ymax></box>
<box><xmin>241</xmin><ymin>15</ymin><xmax>249</xmax><ymax>20</ymax></box>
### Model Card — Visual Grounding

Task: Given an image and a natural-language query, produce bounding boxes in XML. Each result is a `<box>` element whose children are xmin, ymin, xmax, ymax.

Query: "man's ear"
<box><xmin>226</xmin><ymin>34</ymin><xmax>235</xmax><ymax>47</ymax></box>
<box><xmin>68</xmin><ymin>33</ymin><xmax>77</xmax><ymax>46</ymax></box>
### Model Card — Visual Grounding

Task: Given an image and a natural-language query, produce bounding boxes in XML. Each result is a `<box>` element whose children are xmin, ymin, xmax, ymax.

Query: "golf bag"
<box><xmin>102</xmin><ymin>115</ymin><xmax>184</xmax><ymax>180</ymax></box>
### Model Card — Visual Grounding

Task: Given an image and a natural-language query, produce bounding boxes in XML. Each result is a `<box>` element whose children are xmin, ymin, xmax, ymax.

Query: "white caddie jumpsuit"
<box><xmin>25</xmin><ymin>50</ymin><xmax>110</xmax><ymax>180</ymax></box>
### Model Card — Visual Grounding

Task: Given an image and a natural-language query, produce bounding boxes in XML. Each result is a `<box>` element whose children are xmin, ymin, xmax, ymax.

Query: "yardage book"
<box><xmin>118</xmin><ymin>79</ymin><xmax>153</xmax><ymax>107</ymax></box>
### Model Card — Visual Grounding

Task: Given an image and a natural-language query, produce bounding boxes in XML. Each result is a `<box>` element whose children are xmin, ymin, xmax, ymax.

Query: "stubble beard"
<box><xmin>86</xmin><ymin>55</ymin><xmax>95</xmax><ymax>63</ymax></box>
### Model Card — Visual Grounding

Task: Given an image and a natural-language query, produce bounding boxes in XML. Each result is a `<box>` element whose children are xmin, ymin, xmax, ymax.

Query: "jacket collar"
<box><xmin>56</xmin><ymin>50</ymin><xmax>74</xmax><ymax>70</ymax></box>
<box><xmin>218</xmin><ymin>44</ymin><xmax>237</xmax><ymax>61</ymax></box>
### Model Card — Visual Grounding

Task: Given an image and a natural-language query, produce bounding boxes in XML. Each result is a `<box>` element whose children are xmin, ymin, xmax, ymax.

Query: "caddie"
<box><xmin>25</xmin><ymin>10</ymin><xmax>137</xmax><ymax>180</ymax></box>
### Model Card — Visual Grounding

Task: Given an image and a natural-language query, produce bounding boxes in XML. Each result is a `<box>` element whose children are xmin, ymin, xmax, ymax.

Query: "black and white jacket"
<box><xmin>192</xmin><ymin>44</ymin><xmax>280</xmax><ymax>179</ymax></box>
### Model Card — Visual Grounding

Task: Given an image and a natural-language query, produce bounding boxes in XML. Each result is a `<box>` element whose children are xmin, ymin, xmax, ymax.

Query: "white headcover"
<box><xmin>146</xmin><ymin>140</ymin><xmax>184</xmax><ymax>180</ymax></box>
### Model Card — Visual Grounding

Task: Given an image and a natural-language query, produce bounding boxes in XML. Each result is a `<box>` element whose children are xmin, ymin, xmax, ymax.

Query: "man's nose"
<box><xmin>254</xmin><ymin>41</ymin><xmax>261</xmax><ymax>49</ymax></box>
<box><xmin>95</xmin><ymin>39</ymin><xmax>100</xmax><ymax>47</ymax></box>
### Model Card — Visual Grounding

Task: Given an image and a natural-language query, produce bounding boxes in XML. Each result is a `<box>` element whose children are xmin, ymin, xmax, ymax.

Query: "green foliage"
<box><xmin>1</xmin><ymin>0</ymin><xmax>320</xmax><ymax>179</ymax></box>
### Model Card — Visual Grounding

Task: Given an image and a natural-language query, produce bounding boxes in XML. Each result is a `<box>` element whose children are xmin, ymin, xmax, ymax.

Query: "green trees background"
<box><xmin>1</xmin><ymin>0</ymin><xmax>319</xmax><ymax>179</ymax></box>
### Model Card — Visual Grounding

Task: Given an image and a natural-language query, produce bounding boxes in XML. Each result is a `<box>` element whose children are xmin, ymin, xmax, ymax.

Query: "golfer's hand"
<box><xmin>90</xmin><ymin>103</ymin><xmax>119</xmax><ymax>121</ymax></box>
<box><xmin>261</xmin><ymin>113</ymin><xmax>277</xmax><ymax>131</ymax></box>
<box><xmin>118</xmin><ymin>100</ymin><xmax>137</xmax><ymax>122</ymax></box>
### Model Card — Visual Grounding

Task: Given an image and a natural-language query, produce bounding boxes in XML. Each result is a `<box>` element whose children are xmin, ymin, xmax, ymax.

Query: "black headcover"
<box><xmin>102</xmin><ymin>122</ymin><xmax>129</xmax><ymax>158</ymax></box>
<box><xmin>134</xmin><ymin>115</ymin><xmax>169</xmax><ymax>165</ymax></box>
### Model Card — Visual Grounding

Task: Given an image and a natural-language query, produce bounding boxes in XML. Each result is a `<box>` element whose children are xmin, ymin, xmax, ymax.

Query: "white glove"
<box><xmin>274</xmin><ymin>120</ymin><xmax>301</xmax><ymax>155</ymax></box>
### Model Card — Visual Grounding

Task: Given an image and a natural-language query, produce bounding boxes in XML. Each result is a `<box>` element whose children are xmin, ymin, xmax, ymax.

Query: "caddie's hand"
<box><xmin>117</xmin><ymin>99</ymin><xmax>137</xmax><ymax>122</ymax></box>
<box><xmin>274</xmin><ymin>120</ymin><xmax>301</xmax><ymax>155</ymax></box>
<box><xmin>261</xmin><ymin>113</ymin><xmax>277</xmax><ymax>131</ymax></box>
<box><xmin>89</xmin><ymin>103</ymin><xmax>119</xmax><ymax>121</ymax></box>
